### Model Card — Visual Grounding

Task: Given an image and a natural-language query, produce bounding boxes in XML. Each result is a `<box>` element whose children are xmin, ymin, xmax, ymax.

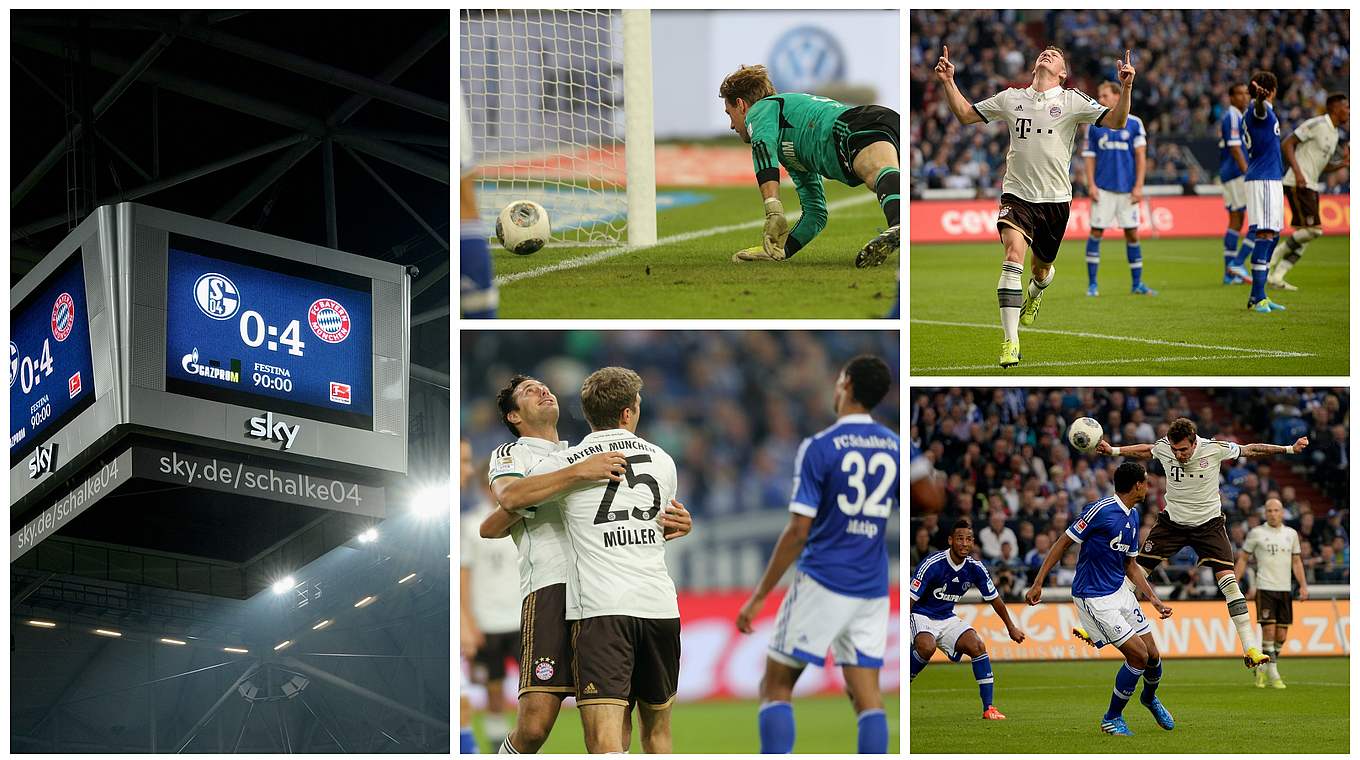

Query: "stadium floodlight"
<box><xmin>357</xmin><ymin>527</ymin><xmax>379</xmax><ymax>543</ymax></box>
<box><xmin>160</xmin><ymin>637</ymin><xmax>187</xmax><ymax>646</ymax></box>
<box><xmin>272</xmin><ymin>576</ymin><xmax>297</xmax><ymax>595</ymax></box>
<box><xmin>398</xmin><ymin>572</ymin><xmax>417</xmax><ymax>584</ymax></box>
<box><xmin>273</xmin><ymin>640</ymin><xmax>293</xmax><ymax>651</ymax></box>
<box><xmin>224</xmin><ymin>647</ymin><xmax>250</xmax><ymax>654</ymax></box>
<box><xmin>461</xmin><ymin>9</ymin><xmax>657</xmax><ymax>246</ymax></box>
<box><xmin>413</xmin><ymin>484</ymin><xmax>450</xmax><ymax>519</ymax></box>
<box><xmin>354</xmin><ymin>595</ymin><xmax>377</xmax><ymax>608</ymax></box>
<box><xmin>26</xmin><ymin>620</ymin><xmax>57</xmax><ymax>628</ymax></box>
<box><xmin>93</xmin><ymin>629</ymin><xmax>122</xmax><ymax>638</ymax></box>
<box><xmin>312</xmin><ymin>619</ymin><xmax>332</xmax><ymax>631</ymax></box>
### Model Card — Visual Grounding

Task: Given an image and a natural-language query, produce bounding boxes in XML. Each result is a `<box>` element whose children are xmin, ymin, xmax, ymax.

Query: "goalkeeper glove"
<box><xmin>763</xmin><ymin>197</ymin><xmax>790</xmax><ymax>257</ymax></box>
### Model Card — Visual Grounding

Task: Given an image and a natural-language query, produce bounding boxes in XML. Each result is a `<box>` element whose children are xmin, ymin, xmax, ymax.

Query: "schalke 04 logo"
<box><xmin>194</xmin><ymin>272</ymin><xmax>240</xmax><ymax>320</ymax></box>
<box><xmin>308</xmin><ymin>298</ymin><xmax>351</xmax><ymax>343</ymax></box>
<box><xmin>51</xmin><ymin>292</ymin><xmax>75</xmax><ymax>342</ymax></box>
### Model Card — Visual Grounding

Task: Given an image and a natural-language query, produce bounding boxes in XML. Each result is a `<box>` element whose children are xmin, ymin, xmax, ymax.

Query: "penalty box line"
<box><xmin>495</xmin><ymin>195</ymin><xmax>876</xmax><ymax>285</ymax></box>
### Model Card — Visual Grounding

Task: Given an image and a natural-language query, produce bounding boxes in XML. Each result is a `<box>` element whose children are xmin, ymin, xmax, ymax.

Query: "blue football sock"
<box><xmin>758</xmin><ymin>701</ymin><xmax>795</xmax><ymax>753</ymax></box>
<box><xmin>460</xmin><ymin>727</ymin><xmax>479</xmax><ymax>754</ymax></box>
<box><xmin>1085</xmin><ymin>236</ymin><xmax>1101</xmax><ymax>286</ymax></box>
<box><xmin>857</xmin><ymin>709</ymin><xmax>889</xmax><ymax>753</ymax></box>
<box><xmin>460</xmin><ymin>219</ymin><xmax>498</xmax><ymax>319</ymax></box>
<box><xmin>1233</xmin><ymin>228</ymin><xmax>1256</xmax><ymax>268</ymax></box>
<box><xmin>1105</xmin><ymin>663</ymin><xmax>1144</xmax><ymax>720</ymax></box>
<box><xmin>972</xmin><ymin>653</ymin><xmax>995</xmax><ymax>710</ymax></box>
<box><xmin>1126</xmin><ymin>242</ymin><xmax>1143</xmax><ymax>288</ymax></box>
<box><xmin>1223</xmin><ymin>228</ymin><xmax>1241</xmax><ymax>271</ymax></box>
<box><xmin>910</xmin><ymin>649</ymin><xmax>928</xmax><ymax>681</ymax></box>
<box><xmin>1141</xmin><ymin>657</ymin><xmax>1163</xmax><ymax>703</ymax></box>
<box><xmin>1250</xmin><ymin>237</ymin><xmax>1276</xmax><ymax>303</ymax></box>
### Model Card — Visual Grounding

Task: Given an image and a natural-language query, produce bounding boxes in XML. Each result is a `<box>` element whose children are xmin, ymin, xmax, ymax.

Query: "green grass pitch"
<box><xmin>493</xmin><ymin>184</ymin><xmax>899</xmax><ymax>319</ymax></box>
<box><xmin>467</xmin><ymin>694</ymin><xmax>901</xmax><ymax>753</ymax></box>
<box><xmin>910</xmin><ymin>657</ymin><xmax>1348</xmax><ymax>753</ymax></box>
<box><xmin>910</xmin><ymin>236</ymin><xmax>1348</xmax><ymax>375</ymax></box>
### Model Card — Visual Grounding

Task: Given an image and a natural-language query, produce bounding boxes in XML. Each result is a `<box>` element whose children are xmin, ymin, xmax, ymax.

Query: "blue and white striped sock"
<box><xmin>1223</xmin><ymin>228</ymin><xmax>1241</xmax><ymax>271</ymax></box>
<box><xmin>1086</xmin><ymin>236</ymin><xmax>1101</xmax><ymax>286</ymax></box>
<box><xmin>1105</xmin><ymin>663</ymin><xmax>1144</xmax><ymax>720</ymax></box>
<box><xmin>1126</xmin><ymin>242</ymin><xmax>1143</xmax><ymax>288</ymax></box>
<box><xmin>972</xmin><ymin>653</ymin><xmax>995</xmax><ymax>710</ymax></box>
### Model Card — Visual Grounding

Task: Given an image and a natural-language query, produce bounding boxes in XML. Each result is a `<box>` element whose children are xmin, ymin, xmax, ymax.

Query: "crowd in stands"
<box><xmin>461</xmin><ymin>330</ymin><xmax>900</xmax><ymax>516</ymax></box>
<box><xmin>910</xmin><ymin>10</ymin><xmax>1350</xmax><ymax>195</ymax></box>
<box><xmin>910</xmin><ymin>387</ymin><xmax>1349</xmax><ymax>601</ymax></box>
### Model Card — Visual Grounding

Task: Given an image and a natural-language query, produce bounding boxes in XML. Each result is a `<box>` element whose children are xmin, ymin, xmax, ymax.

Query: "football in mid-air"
<box><xmin>495</xmin><ymin>200</ymin><xmax>551</xmax><ymax>255</ymax></box>
<box><xmin>1068</xmin><ymin>416</ymin><xmax>1103</xmax><ymax>453</ymax></box>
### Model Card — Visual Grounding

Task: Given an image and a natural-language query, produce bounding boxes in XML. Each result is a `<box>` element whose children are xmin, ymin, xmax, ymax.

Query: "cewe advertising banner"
<box><xmin>945</xmin><ymin>599</ymin><xmax>1349</xmax><ymax>661</ymax></box>
<box><xmin>911</xmin><ymin>194</ymin><xmax>1351</xmax><ymax>243</ymax></box>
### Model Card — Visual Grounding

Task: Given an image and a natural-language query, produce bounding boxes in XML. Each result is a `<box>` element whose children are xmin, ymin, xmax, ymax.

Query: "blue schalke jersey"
<box><xmin>1067</xmin><ymin>495</ymin><xmax>1140</xmax><ymax>598</ymax></box>
<box><xmin>789</xmin><ymin>413</ymin><xmax>899</xmax><ymax>599</ymax></box>
<box><xmin>1218</xmin><ymin>106</ymin><xmax>1245</xmax><ymax>181</ymax></box>
<box><xmin>1083</xmin><ymin>115</ymin><xmax>1146</xmax><ymax>193</ymax></box>
<box><xmin>1243</xmin><ymin>100</ymin><xmax>1283</xmax><ymax>181</ymax></box>
<box><xmin>909</xmin><ymin>550</ymin><xmax>998</xmax><ymax>620</ymax></box>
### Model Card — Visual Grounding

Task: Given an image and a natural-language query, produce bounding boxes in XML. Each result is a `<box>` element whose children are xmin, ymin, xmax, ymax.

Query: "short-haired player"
<box><xmin>1270</xmin><ymin>93</ymin><xmax>1349</xmax><ymax>290</ymax></box>
<box><xmin>1222</xmin><ymin>83</ymin><xmax>1253</xmax><ymax>284</ymax></box>
<box><xmin>1083</xmin><ymin>80</ymin><xmax>1154</xmax><ymax>297</ymax></box>
<box><xmin>1235</xmin><ymin>498</ymin><xmax>1309</xmax><ymax>689</ymax></box>
<box><xmin>1240</xmin><ymin>71</ymin><xmax>1288</xmax><ymax>313</ymax></box>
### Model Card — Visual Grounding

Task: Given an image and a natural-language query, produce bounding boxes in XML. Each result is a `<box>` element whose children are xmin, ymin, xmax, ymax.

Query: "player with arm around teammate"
<box><xmin>1082</xmin><ymin>81</ymin><xmax>1154</xmax><ymax>297</ymax></box>
<box><xmin>1270</xmin><ymin>93</ymin><xmax>1349</xmax><ymax>290</ymax></box>
<box><xmin>935</xmin><ymin>44</ymin><xmax>1135</xmax><ymax>367</ymax></box>
<box><xmin>1026</xmin><ymin>462</ymin><xmax>1175</xmax><ymax>736</ymax></box>
<box><xmin>1235</xmin><ymin>498</ymin><xmax>1309</xmax><ymax>689</ymax></box>
<box><xmin>734</xmin><ymin>355</ymin><xmax>900</xmax><ymax>753</ymax></box>
<box><xmin>1094</xmin><ymin>417</ymin><xmax>1307</xmax><ymax>670</ymax></box>
<box><xmin>908</xmin><ymin>519</ymin><xmax>1026</xmax><ymax>720</ymax></box>
<box><xmin>720</xmin><ymin>64</ymin><xmax>901</xmax><ymax>268</ymax></box>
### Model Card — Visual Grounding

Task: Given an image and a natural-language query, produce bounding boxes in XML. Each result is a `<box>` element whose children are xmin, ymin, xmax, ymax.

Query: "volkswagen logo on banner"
<box><xmin>769</xmin><ymin>26</ymin><xmax>846</xmax><ymax>93</ymax></box>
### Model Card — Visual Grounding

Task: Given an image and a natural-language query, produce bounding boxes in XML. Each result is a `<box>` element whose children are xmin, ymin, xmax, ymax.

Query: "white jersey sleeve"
<box><xmin>487</xmin><ymin>441</ymin><xmax>572</xmax><ymax>598</ymax></box>
<box><xmin>972</xmin><ymin>89</ymin><xmax>1011</xmax><ymax>124</ymax></box>
<box><xmin>1070</xmin><ymin>87</ymin><xmax>1109</xmax><ymax>125</ymax></box>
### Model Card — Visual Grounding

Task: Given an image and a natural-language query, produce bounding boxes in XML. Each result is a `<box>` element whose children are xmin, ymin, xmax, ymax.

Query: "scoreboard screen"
<box><xmin>164</xmin><ymin>235</ymin><xmax>374</xmax><ymax>429</ymax></box>
<box><xmin>9</xmin><ymin>254</ymin><xmax>97</xmax><ymax>464</ymax></box>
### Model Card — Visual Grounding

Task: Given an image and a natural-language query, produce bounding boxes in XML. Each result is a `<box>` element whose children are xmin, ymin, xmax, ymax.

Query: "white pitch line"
<box><xmin>911</xmin><ymin>319</ymin><xmax>1315</xmax><ymax>358</ymax></box>
<box><xmin>913</xmin><ymin>354</ymin><xmax>1310</xmax><ymax>373</ymax></box>
<box><xmin>495</xmin><ymin>195</ymin><xmax>877</xmax><ymax>285</ymax></box>
<box><xmin>915</xmin><ymin>680</ymin><xmax>1349</xmax><ymax>694</ymax></box>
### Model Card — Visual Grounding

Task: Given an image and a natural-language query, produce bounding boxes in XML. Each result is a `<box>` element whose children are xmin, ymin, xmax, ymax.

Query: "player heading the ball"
<box><xmin>719</xmin><ymin>65</ymin><xmax>901</xmax><ymax>269</ymax></box>
<box><xmin>934</xmin><ymin>45</ymin><xmax>1135</xmax><ymax>368</ymax></box>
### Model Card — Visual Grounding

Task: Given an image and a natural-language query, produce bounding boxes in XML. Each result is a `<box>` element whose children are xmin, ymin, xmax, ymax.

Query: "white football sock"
<box><xmin>998</xmin><ymin>262</ymin><xmax>1023</xmax><ymax>343</ymax></box>
<box><xmin>1216</xmin><ymin>573</ymin><xmax>1257</xmax><ymax>654</ymax></box>
<box><xmin>1028</xmin><ymin>265</ymin><xmax>1055</xmax><ymax>299</ymax></box>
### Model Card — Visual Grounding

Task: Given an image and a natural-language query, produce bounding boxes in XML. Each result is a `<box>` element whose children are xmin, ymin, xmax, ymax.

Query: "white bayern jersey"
<box><xmin>530</xmin><ymin>428</ymin><xmax>681</xmax><ymax>620</ymax></box>
<box><xmin>460</xmin><ymin>499</ymin><xmax>524</xmax><ymax>633</ymax></box>
<box><xmin>1282</xmin><ymin>114</ymin><xmax>1340</xmax><ymax>190</ymax></box>
<box><xmin>1150</xmin><ymin>436</ymin><xmax>1240</xmax><ymax>526</ymax></box>
<box><xmin>973</xmin><ymin>84</ymin><xmax>1110</xmax><ymax>203</ymax></box>
<box><xmin>1242</xmin><ymin>523</ymin><xmax>1300</xmax><ymax>592</ymax></box>
<box><xmin>487</xmin><ymin>436</ymin><xmax>572</xmax><ymax>599</ymax></box>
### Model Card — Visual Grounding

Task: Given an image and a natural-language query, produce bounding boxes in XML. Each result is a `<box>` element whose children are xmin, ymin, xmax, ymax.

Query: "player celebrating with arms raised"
<box><xmin>1026</xmin><ymin>462</ymin><xmax>1175</xmax><ymax>736</ymax></box>
<box><xmin>1094</xmin><ymin>417</ymin><xmax>1308</xmax><ymax>670</ymax></box>
<box><xmin>935</xmin><ymin>45</ymin><xmax>1135</xmax><ymax>367</ymax></box>
<box><xmin>1270</xmin><ymin>93</ymin><xmax>1349</xmax><ymax>290</ymax></box>
<box><xmin>720</xmin><ymin>64</ymin><xmax>901</xmax><ymax>268</ymax></box>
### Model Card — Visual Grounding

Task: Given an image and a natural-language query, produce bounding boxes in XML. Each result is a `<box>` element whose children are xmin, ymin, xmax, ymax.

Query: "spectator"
<box><xmin>978</xmin><ymin>509</ymin><xmax>1019</xmax><ymax>561</ymax></box>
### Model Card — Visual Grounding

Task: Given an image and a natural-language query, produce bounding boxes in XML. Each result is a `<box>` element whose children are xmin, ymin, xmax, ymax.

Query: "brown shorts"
<box><xmin>1256</xmin><ymin>589</ymin><xmax>1295</xmax><ymax>625</ymax></box>
<box><xmin>996</xmin><ymin>193</ymin><xmax>1072</xmax><ymax>263</ymax></box>
<box><xmin>518</xmin><ymin>584</ymin><xmax>574</xmax><ymax>697</ymax></box>
<box><xmin>1285</xmin><ymin>185</ymin><xmax>1321</xmax><ymax>228</ymax></box>
<box><xmin>1136</xmin><ymin>512</ymin><xmax>1236</xmax><ymax>570</ymax></box>
<box><xmin>472</xmin><ymin>630</ymin><xmax>521</xmax><ymax>682</ymax></box>
<box><xmin>571</xmin><ymin>616</ymin><xmax>681</xmax><ymax>710</ymax></box>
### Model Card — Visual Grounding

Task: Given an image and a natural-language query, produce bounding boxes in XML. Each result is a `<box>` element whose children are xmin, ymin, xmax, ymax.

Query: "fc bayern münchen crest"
<box><xmin>1049</xmin><ymin>105</ymin><xmax>1062</xmax><ymax>118</ymax></box>
<box><xmin>308</xmin><ymin>298</ymin><xmax>351</xmax><ymax>343</ymax></box>
<box><xmin>1199</xmin><ymin>457</ymin><xmax>1209</xmax><ymax>468</ymax></box>
<box><xmin>51</xmin><ymin>292</ymin><xmax>75</xmax><ymax>342</ymax></box>
<box><xmin>534</xmin><ymin>658</ymin><xmax>556</xmax><ymax>681</ymax></box>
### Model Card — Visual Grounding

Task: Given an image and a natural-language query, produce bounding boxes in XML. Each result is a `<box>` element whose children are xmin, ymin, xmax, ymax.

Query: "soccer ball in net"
<box><xmin>495</xmin><ymin>200</ymin><xmax>551</xmax><ymax>255</ymax></box>
<box><xmin>1068</xmin><ymin>417</ymin><xmax>1104</xmax><ymax>453</ymax></box>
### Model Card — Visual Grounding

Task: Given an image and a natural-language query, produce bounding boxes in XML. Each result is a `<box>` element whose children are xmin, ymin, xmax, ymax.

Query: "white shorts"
<box><xmin>1073</xmin><ymin>584</ymin><xmax>1151</xmax><ymax>649</ymax></box>
<box><xmin>909</xmin><ymin>612</ymin><xmax>973</xmax><ymax>662</ymax></box>
<box><xmin>768</xmin><ymin>570</ymin><xmax>888</xmax><ymax>668</ymax></box>
<box><xmin>1091</xmin><ymin>189</ymin><xmax>1140</xmax><ymax>230</ymax></box>
<box><xmin>1222</xmin><ymin>176</ymin><xmax>1247</xmax><ymax>211</ymax></box>
<box><xmin>1246</xmin><ymin>179</ymin><xmax>1284</xmax><ymax>232</ymax></box>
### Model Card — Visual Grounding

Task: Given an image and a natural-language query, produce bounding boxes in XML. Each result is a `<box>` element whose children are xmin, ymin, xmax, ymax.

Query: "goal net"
<box><xmin>459</xmin><ymin>9</ymin><xmax>656</xmax><ymax>246</ymax></box>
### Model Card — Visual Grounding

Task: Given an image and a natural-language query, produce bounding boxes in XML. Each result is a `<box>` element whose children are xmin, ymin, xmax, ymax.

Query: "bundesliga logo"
<box><xmin>51</xmin><ymin>293</ymin><xmax>75</xmax><ymax>342</ymax></box>
<box><xmin>308</xmin><ymin>298</ymin><xmax>351</xmax><ymax>343</ymax></box>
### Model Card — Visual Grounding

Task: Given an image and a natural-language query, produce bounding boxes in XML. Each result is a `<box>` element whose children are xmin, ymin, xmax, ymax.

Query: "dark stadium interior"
<box><xmin>11</xmin><ymin>11</ymin><xmax>451</xmax><ymax>753</ymax></box>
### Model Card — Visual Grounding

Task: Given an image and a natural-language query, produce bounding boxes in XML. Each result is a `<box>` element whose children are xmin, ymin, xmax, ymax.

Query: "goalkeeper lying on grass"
<box><xmin>720</xmin><ymin>64</ymin><xmax>900</xmax><ymax>267</ymax></box>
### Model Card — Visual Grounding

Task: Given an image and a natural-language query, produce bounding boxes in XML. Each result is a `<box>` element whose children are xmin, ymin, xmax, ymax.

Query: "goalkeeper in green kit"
<box><xmin>720</xmin><ymin>64</ymin><xmax>900</xmax><ymax>267</ymax></box>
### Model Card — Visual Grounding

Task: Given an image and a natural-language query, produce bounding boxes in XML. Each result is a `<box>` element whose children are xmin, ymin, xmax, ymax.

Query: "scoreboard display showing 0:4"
<box><xmin>164</xmin><ymin>236</ymin><xmax>374</xmax><ymax>429</ymax></box>
<box><xmin>9</xmin><ymin>254</ymin><xmax>97</xmax><ymax>464</ymax></box>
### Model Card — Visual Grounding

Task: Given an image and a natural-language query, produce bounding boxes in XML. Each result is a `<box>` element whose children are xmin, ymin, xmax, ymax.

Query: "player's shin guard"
<box><xmin>857</xmin><ymin>709</ymin><xmax>889</xmax><ymax>754</ymax></box>
<box><xmin>1028</xmin><ymin>265</ymin><xmax>1054</xmax><ymax>300</ymax></box>
<box><xmin>1223</xmin><ymin>228</ymin><xmax>1241</xmax><ymax>271</ymax></box>
<box><xmin>758</xmin><ymin>701</ymin><xmax>796</xmax><ymax>753</ymax></box>
<box><xmin>1105</xmin><ymin>663</ymin><xmax>1144</xmax><ymax>720</ymax></box>
<box><xmin>1216</xmin><ymin>573</ymin><xmax>1258</xmax><ymax>653</ymax></box>
<box><xmin>461</xmin><ymin>727</ymin><xmax>480</xmax><ymax>753</ymax></box>
<box><xmin>1085</xmin><ymin>236</ymin><xmax>1101</xmax><ymax>286</ymax></box>
<box><xmin>461</xmin><ymin>220</ymin><xmax>498</xmax><ymax>319</ymax></box>
<box><xmin>1249</xmin><ymin>238</ymin><xmax>1276</xmax><ymax>304</ymax></box>
<box><xmin>997</xmin><ymin>262</ymin><xmax>1023</xmax><ymax>344</ymax></box>
<box><xmin>1140</xmin><ymin>656</ymin><xmax>1162</xmax><ymax>703</ymax></box>
<box><xmin>1232</xmin><ymin>229</ymin><xmax>1255</xmax><ymax>268</ymax></box>
<box><xmin>874</xmin><ymin>167</ymin><xmax>900</xmax><ymax>227</ymax></box>
<box><xmin>910</xmin><ymin>649</ymin><xmax>929</xmax><ymax>681</ymax></box>
<box><xmin>972</xmin><ymin>653</ymin><xmax>995</xmax><ymax>710</ymax></box>
<box><xmin>1126</xmin><ymin>242</ymin><xmax>1143</xmax><ymax>288</ymax></box>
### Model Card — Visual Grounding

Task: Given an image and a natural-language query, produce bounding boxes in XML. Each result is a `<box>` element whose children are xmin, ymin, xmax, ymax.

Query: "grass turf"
<box><xmin>493</xmin><ymin>184</ymin><xmax>899</xmax><ymax>318</ymax></box>
<box><xmin>467</xmin><ymin>694</ymin><xmax>901</xmax><ymax>754</ymax></box>
<box><xmin>909</xmin><ymin>236</ymin><xmax>1348</xmax><ymax>375</ymax></box>
<box><xmin>910</xmin><ymin>657</ymin><xmax>1348</xmax><ymax>753</ymax></box>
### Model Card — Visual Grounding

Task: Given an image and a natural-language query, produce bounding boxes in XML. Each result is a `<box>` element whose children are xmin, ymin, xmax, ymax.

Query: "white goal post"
<box><xmin>459</xmin><ymin>9</ymin><xmax>657</xmax><ymax>246</ymax></box>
